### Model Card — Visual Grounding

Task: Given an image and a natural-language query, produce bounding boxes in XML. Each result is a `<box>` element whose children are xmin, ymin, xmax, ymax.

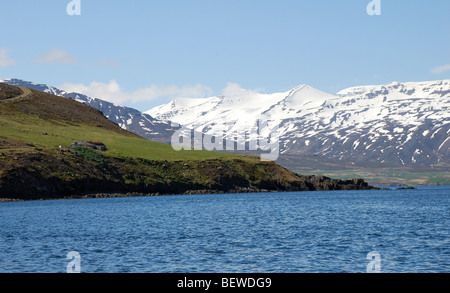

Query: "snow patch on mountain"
<box><xmin>147</xmin><ymin>79</ymin><xmax>450</xmax><ymax>168</ymax></box>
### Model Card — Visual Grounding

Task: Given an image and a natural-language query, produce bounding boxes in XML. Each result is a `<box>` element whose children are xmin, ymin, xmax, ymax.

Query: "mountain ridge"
<box><xmin>146</xmin><ymin>80</ymin><xmax>450</xmax><ymax>173</ymax></box>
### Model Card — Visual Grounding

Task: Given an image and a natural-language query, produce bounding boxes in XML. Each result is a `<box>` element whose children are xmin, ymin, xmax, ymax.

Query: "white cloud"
<box><xmin>59</xmin><ymin>80</ymin><xmax>214</xmax><ymax>105</ymax></box>
<box><xmin>431</xmin><ymin>64</ymin><xmax>450</xmax><ymax>74</ymax></box>
<box><xmin>221</xmin><ymin>82</ymin><xmax>261</xmax><ymax>97</ymax></box>
<box><xmin>0</xmin><ymin>48</ymin><xmax>16</xmax><ymax>67</ymax></box>
<box><xmin>34</xmin><ymin>48</ymin><xmax>76</xmax><ymax>64</ymax></box>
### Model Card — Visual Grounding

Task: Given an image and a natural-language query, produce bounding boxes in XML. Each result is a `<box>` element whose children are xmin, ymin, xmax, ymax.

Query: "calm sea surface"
<box><xmin>0</xmin><ymin>186</ymin><xmax>448</xmax><ymax>273</ymax></box>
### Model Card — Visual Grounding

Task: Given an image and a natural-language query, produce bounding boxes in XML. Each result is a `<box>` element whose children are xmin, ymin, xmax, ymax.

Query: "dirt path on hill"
<box><xmin>0</xmin><ymin>86</ymin><xmax>32</xmax><ymax>103</ymax></box>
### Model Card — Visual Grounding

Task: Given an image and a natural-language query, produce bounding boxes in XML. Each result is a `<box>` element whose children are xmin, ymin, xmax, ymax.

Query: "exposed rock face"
<box><xmin>296</xmin><ymin>176</ymin><xmax>372</xmax><ymax>190</ymax></box>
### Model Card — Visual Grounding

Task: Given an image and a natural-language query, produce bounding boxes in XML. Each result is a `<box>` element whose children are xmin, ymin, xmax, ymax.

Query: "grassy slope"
<box><xmin>0</xmin><ymin>116</ymin><xmax>249</xmax><ymax>161</ymax></box>
<box><xmin>0</xmin><ymin>86</ymin><xmax>252</xmax><ymax>162</ymax></box>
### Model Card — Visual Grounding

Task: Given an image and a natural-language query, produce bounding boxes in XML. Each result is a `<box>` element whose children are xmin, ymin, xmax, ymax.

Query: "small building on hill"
<box><xmin>70</xmin><ymin>141</ymin><xmax>107</xmax><ymax>151</ymax></box>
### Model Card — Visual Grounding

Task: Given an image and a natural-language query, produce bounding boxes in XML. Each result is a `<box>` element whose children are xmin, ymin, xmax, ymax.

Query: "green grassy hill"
<box><xmin>0</xmin><ymin>85</ymin><xmax>247</xmax><ymax>161</ymax></box>
<box><xmin>0</xmin><ymin>84</ymin><xmax>376</xmax><ymax>201</ymax></box>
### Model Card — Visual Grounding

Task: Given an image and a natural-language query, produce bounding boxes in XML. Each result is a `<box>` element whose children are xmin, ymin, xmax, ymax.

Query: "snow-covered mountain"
<box><xmin>146</xmin><ymin>80</ymin><xmax>450</xmax><ymax>170</ymax></box>
<box><xmin>0</xmin><ymin>79</ymin><xmax>178</xmax><ymax>144</ymax></box>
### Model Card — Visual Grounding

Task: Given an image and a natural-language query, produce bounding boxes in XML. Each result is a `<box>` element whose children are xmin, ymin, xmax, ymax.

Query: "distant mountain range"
<box><xmin>0</xmin><ymin>79</ymin><xmax>177</xmax><ymax>144</ymax></box>
<box><xmin>146</xmin><ymin>80</ymin><xmax>450</xmax><ymax>171</ymax></box>
<box><xmin>2</xmin><ymin>78</ymin><xmax>449</xmax><ymax>174</ymax></box>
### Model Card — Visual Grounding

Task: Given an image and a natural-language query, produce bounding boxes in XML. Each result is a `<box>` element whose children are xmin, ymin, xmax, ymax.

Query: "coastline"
<box><xmin>1</xmin><ymin>184</ymin><xmax>433</xmax><ymax>203</ymax></box>
<box><xmin>0</xmin><ymin>183</ymin><xmax>381</xmax><ymax>203</ymax></box>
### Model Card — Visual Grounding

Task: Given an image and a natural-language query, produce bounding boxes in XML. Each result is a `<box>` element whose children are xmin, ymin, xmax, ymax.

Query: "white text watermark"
<box><xmin>171</xmin><ymin>117</ymin><xmax>280</xmax><ymax>161</ymax></box>
<box><xmin>367</xmin><ymin>0</ymin><xmax>381</xmax><ymax>16</ymax></box>
<box><xmin>67</xmin><ymin>0</ymin><xmax>81</xmax><ymax>16</ymax></box>
<box><xmin>367</xmin><ymin>251</ymin><xmax>381</xmax><ymax>273</ymax></box>
<box><xmin>66</xmin><ymin>251</ymin><xmax>81</xmax><ymax>273</ymax></box>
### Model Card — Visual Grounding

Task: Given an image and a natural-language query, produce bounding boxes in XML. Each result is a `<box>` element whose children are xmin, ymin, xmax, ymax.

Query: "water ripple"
<box><xmin>0</xmin><ymin>187</ymin><xmax>449</xmax><ymax>273</ymax></box>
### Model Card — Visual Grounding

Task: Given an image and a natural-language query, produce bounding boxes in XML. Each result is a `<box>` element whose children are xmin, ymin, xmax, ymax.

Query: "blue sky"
<box><xmin>0</xmin><ymin>0</ymin><xmax>449</xmax><ymax>111</ymax></box>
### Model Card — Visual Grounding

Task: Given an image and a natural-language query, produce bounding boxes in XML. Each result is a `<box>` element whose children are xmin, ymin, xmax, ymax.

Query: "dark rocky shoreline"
<box><xmin>0</xmin><ymin>174</ymin><xmax>378</xmax><ymax>203</ymax></box>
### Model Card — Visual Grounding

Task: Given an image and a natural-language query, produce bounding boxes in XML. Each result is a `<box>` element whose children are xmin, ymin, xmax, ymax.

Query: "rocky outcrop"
<box><xmin>69</xmin><ymin>141</ymin><xmax>107</xmax><ymax>151</ymax></box>
<box><xmin>297</xmin><ymin>176</ymin><xmax>373</xmax><ymax>190</ymax></box>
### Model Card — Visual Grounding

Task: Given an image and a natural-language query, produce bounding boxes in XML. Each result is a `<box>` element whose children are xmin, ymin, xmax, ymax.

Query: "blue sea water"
<box><xmin>0</xmin><ymin>186</ymin><xmax>449</xmax><ymax>273</ymax></box>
